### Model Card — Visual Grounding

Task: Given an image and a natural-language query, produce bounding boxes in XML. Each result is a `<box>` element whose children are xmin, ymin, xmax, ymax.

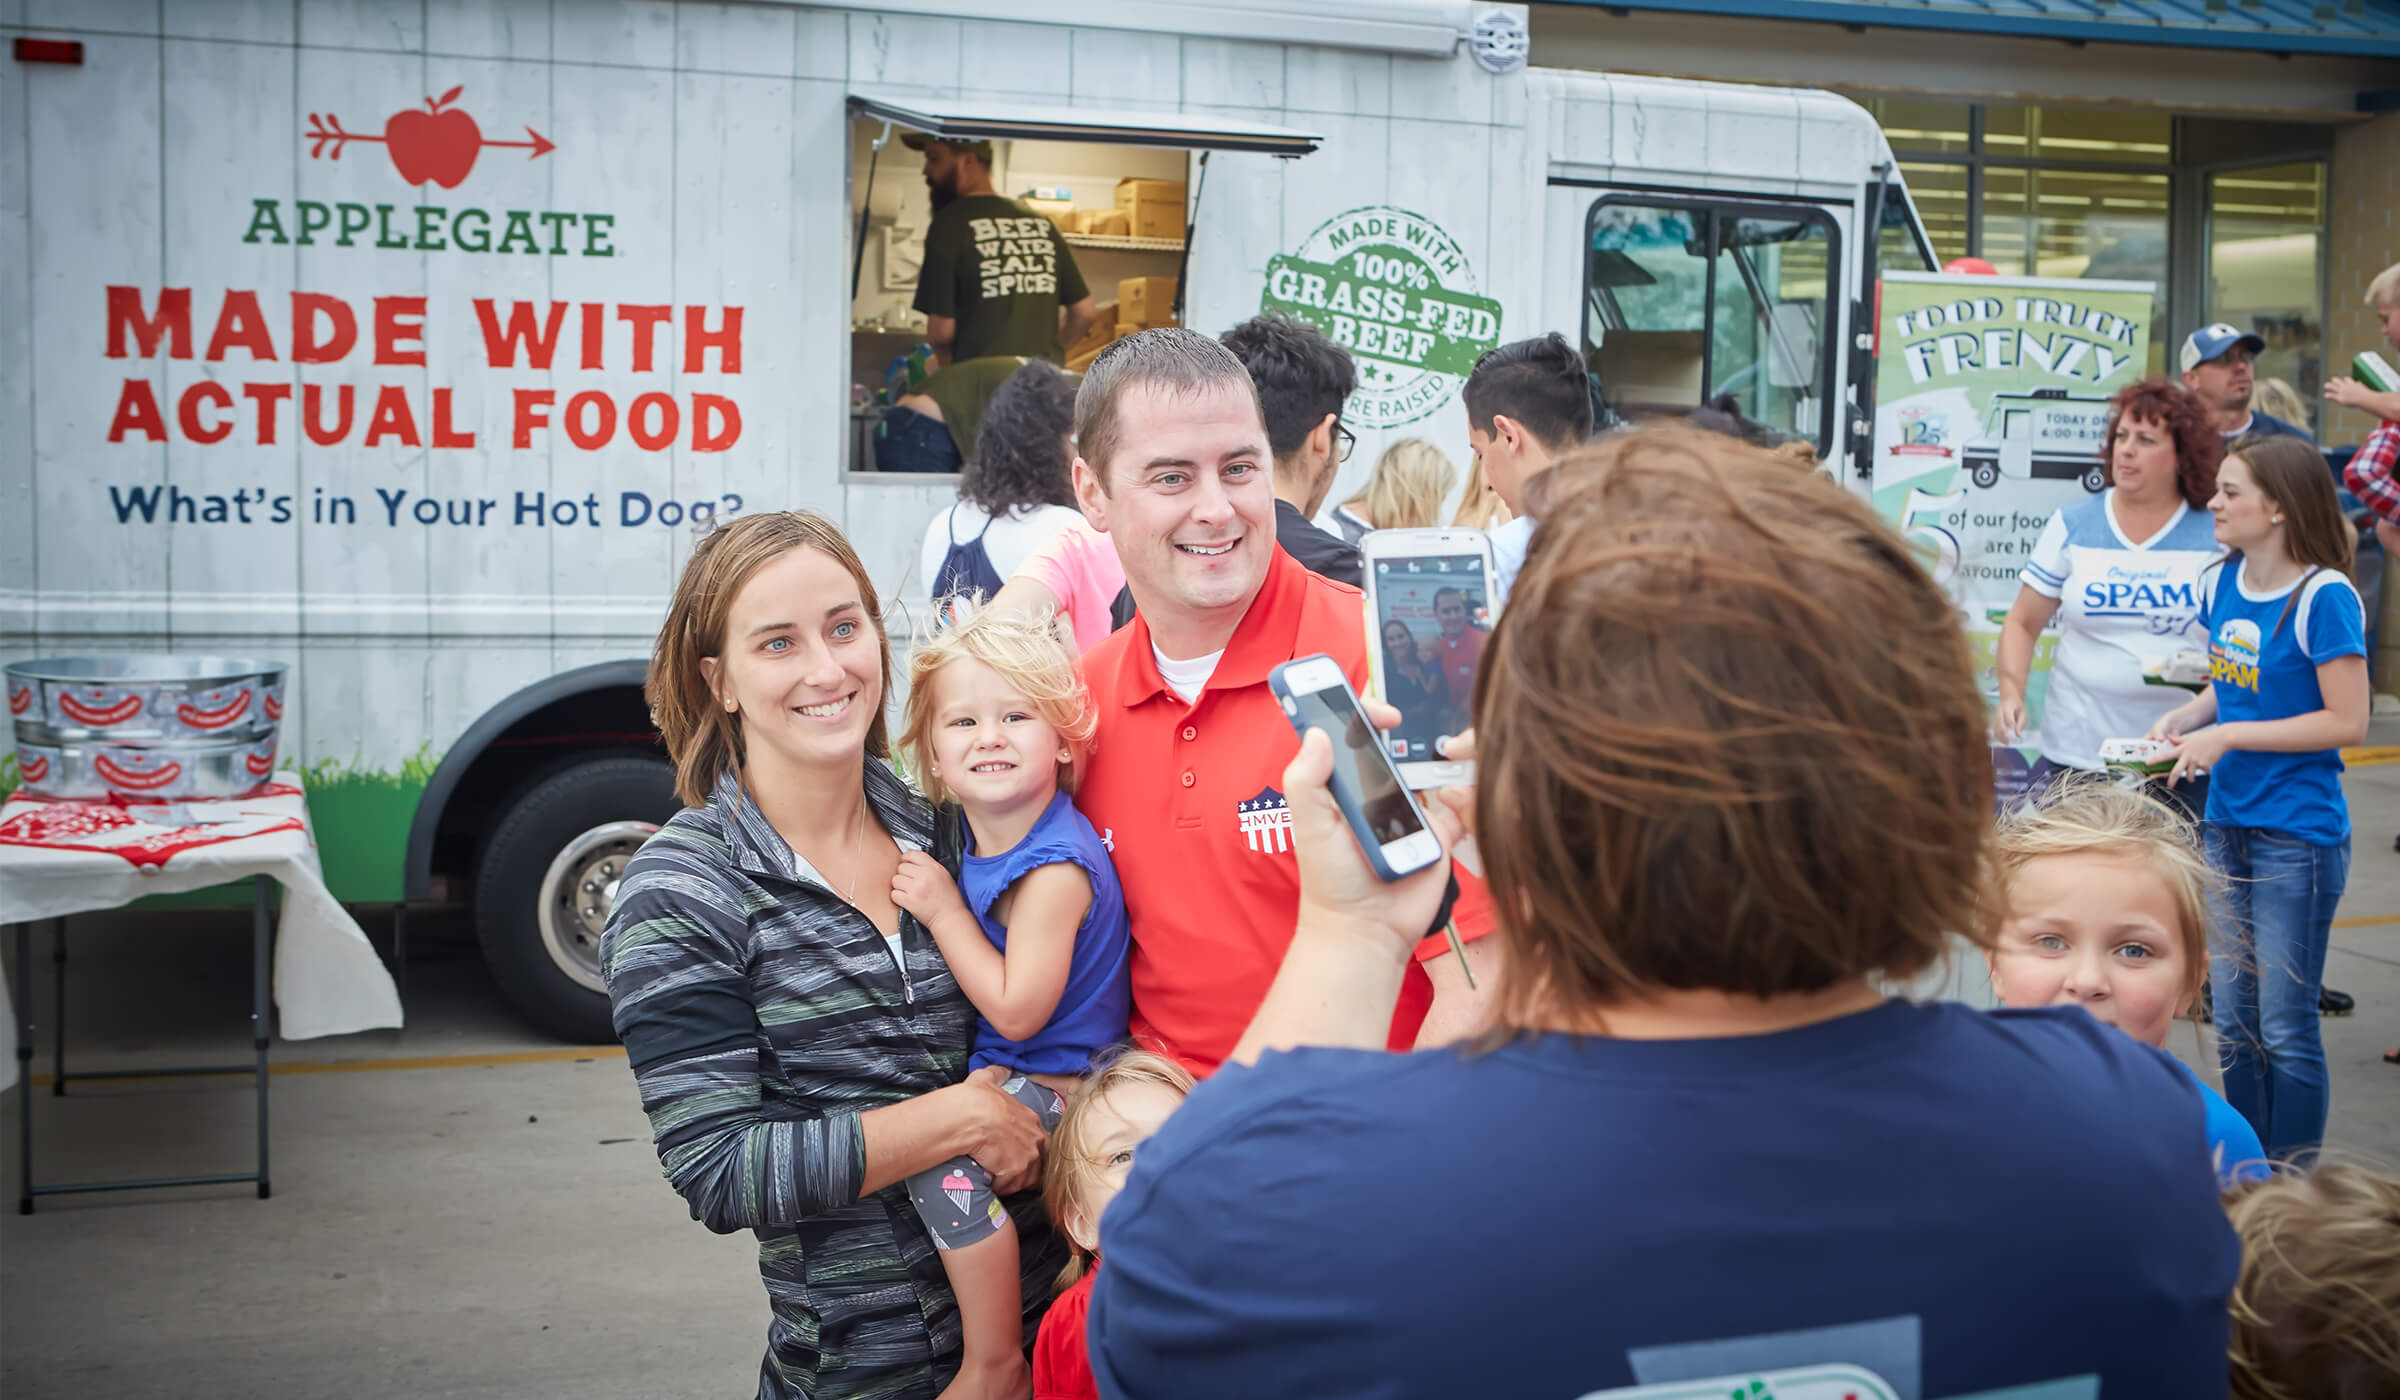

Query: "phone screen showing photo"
<box><xmin>1370</xmin><ymin>554</ymin><xmax>1493</xmax><ymax>765</ymax></box>
<box><xmin>1285</xmin><ymin>683</ymin><xmax>1427</xmax><ymax>845</ymax></box>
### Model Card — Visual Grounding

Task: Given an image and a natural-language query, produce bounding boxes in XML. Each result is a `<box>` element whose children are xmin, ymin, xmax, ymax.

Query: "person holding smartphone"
<box><xmin>1090</xmin><ymin>426</ymin><xmax>2238</xmax><ymax>1398</ymax></box>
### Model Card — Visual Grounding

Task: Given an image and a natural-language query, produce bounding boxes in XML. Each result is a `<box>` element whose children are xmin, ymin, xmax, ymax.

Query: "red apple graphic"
<box><xmin>385</xmin><ymin>85</ymin><xmax>481</xmax><ymax>189</ymax></box>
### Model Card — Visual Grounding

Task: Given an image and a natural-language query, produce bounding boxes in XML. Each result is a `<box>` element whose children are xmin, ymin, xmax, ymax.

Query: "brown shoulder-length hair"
<box><xmin>2100</xmin><ymin>379</ymin><xmax>2222</xmax><ymax>509</ymax></box>
<box><xmin>1476</xmin><ymin>426</ymin><xmax>1995</xmax><ymax>1025</ymax></box>
<box><xmin>646</xmin><ymin>512</ymin><xmax>893</xmax><ymax>807</ymax></box>
<box><xmin>2228</xmin><ymin>434</ymin><xmax>2354</xmax><ymax>580</ymax></box>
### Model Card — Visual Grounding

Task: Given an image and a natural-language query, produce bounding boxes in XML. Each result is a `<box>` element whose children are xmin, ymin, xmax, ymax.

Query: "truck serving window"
<box><xmin>845</xmin><ymin>95</ymin><xmax>1318</xmax><ymax>480</ymax></box>
<box><xmin>1580</xmin><ymin>195</ymin><xmax>1840</xmax><ymax>456</ymax></box>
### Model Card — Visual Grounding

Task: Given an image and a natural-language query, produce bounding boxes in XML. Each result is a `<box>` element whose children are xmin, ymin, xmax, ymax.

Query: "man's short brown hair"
<box><xmin>1476</xmin><ymin>425</ymin><xmax>1996</xmax><ymax>1021</ymax></box>
<box><xmin>1072</xmin><ymin>327</ymin><xmax>1264</xmax><ymax>491</ymax></box>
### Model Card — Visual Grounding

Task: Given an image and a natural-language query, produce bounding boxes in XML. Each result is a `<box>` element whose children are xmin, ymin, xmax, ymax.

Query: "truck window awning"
<box><xmin>847</xmin><ymin>93</ymin><xmax>1321</xmax><ymax>157</ymax></box>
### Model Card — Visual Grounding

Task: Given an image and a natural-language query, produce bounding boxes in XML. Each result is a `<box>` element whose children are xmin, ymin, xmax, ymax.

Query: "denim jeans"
<box><xmin>2203</xmin><ymin>822</ymin><xmax>2348</xmax><ymax>1160</ymax></box>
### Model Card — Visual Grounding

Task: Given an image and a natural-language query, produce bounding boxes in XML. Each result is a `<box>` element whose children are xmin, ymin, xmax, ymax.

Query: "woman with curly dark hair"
<box><xmin>1996</xmin><ymin>380</ymin><xmax>2226</xmax><ymax>810</ymax></box>
<box><xmin>917</xmin><ymin>360</ymin><xmax>1085</xmax><ymax>605</ymax></box>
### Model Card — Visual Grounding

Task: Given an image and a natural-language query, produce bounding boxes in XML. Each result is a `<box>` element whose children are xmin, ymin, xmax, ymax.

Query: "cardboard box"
<box><xmin>1022</xmin><ymin>196</ymin><xmax>1074</xmax><ymax>233</ymax></box>
<box><xmin>1593</xmin><ymin>330</ymin><xmax>1703</xmax><ymax>411</ymax></box>
<box><xmin>1068</xmin><ymin>322</ymin><xmax>1138</xmax><ymax>373</ymax></box>
<box><xmin>1117</xmin><ymin>276</ymin><xmax>1179</xmax><ymax>328</ymax></box>
<box><xmin>1067</xmin><ymin>303</ymin><xmax>1117</xmax><ymax>361</ymax></box>
<box><xmin>1077</xmin><ymin>208</ymin><xmax>1130</xmax><ymax>238</ymax></box>
<box><xmin>1114</xmin><ymin>179</ymin><xmax>1186</xmax><ymax>241</ymax></box>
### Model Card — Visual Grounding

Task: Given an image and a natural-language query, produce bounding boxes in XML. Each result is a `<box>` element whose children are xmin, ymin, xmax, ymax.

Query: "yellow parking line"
<box><xmin>23</xmin><ymin>1044</ymin><xmax>625</xmax><ymax>1089</ymax></box>
<box><xmin>2343</xmin><ymin>746</ymin><xmax>2400</xmax><ymax>767</ymax></box>
<box><xmin>2332</xmin><ymin>913</ymin><xmax>2400</xmax><ymax>930</ymax></box>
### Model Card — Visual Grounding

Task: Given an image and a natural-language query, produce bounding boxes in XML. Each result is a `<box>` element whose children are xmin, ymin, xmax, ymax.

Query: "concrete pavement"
<box><xmin>3</xmin><ymin>752</ymin><xmax>2398</xmax><ymax>1398</ymax></box>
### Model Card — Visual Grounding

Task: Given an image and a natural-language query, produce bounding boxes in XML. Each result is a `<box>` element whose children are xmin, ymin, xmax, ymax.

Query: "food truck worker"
<box><xmin>908</xmin><ymin>135</ymin><xmax>1100</xmax><ymax>369</ymax></box>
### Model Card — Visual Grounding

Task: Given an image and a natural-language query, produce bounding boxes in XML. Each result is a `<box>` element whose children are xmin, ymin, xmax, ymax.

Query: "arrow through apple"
<box><xmin>305</xmin><ymin>86</ymin><xmax>554</xmax><ymax>189</ymax></box>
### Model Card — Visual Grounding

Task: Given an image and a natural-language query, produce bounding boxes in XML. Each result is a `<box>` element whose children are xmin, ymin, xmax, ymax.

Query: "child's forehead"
<box><xmin>1085</xmin><ymin>1080</ymin><xmax>1185</xmax><ymax>1139</ymax></box>
<box><xmin>933</xmin><ymin>654</ymin><xmax>1020</xmax><ymax>698</ymax></box>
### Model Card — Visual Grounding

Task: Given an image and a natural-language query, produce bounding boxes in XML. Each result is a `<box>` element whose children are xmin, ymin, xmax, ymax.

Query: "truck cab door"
<box><xmin>2003</xmin><ymin>408</ymin><xmax>2033</xmax><ymax>479</ymax></box>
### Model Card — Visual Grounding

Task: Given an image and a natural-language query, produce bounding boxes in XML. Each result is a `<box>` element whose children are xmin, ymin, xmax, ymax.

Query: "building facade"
<box><xmin>1534</xmin><ymin>1</ymin><xmax>2399</xmax><ymax>447</ymax></box>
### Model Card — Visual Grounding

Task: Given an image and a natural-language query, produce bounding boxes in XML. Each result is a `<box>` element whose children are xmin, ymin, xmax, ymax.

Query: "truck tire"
<box><xmin>472</xmin><ymin>755</ymin><xmax>678</xmax><ymax>1043</ymax></box>
<box><xmin>2081</xmin><ymin>465</ymin><xmax>2107</xmax><ymax>494</ymax></box>
<box><xmin>1971</xmin><ymin>461</ymin><xmax>1999</xmax><ymax>490</ymax></box>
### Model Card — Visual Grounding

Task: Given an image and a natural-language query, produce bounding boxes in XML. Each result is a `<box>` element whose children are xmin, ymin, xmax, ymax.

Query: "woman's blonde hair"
<box><xmin>1476</xmin><ymin>426</ymin><xmax>1995</xmax><ymax>1028</ymax></box>
<box><xmin>647</xmin><ymin>512</ymin><xmax>892</xmax><ymax>807</ymax></box>
<box><xmin>1990</xmin><ymin>775</ymin><xmax>2216</xmax><ymax>1008</ymax></box>
<box><xmin>1042</xmin><ymin>1046</ymin><xmax>1194</xmax><ymax>1291</ymax></box>
<box><xmin>899</xmin><ymin>605</ymin><xmax>1096</xmax><ymax>807</ymax></box>
<box><xmin>2253</xmin><ymin>378</ymin><xmax>2310</xmax><ymax>431</ymax></box>
<box><xmin>1342</xmin><ymin>438</ymin><xmax>1459</xmax><ymax>532</ymax></box>
<box><xmin>2226</xmin><ymin>1162</ymin><xmax>2400</xmax><ymax>1399</ymax></box>
<box><xmin>1451</xmin><ymin>454</ymin><xmax>1514</xmax><ymax>531</ymax></box>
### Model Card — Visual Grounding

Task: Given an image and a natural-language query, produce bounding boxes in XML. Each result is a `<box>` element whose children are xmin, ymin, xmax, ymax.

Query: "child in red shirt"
<box><xmin>1033</xmin><ymin>1048</ymin><xmax>1193</xmax><ymax>1400</ymax></box>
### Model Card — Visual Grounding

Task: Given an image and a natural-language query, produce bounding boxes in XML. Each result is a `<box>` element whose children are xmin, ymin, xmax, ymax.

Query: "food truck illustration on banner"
<box><xmin>1963</xmin><ymin>388</ymin><xmax>2113</xmax><ymax>494</ymax></box>
<box><xmin>1</xmin><ymin>0</ymin><xmax>1933</xmax><ymax>1038</ymax></box>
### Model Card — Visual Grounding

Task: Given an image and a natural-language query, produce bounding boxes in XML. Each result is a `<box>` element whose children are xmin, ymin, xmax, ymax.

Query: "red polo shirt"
<box><xmin>1075</xmin><ymin>547</ymin><xmax>1435</xmax><ymax>1075</ymax></box>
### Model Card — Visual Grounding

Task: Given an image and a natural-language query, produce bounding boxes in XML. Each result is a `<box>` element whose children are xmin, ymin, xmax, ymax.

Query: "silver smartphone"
<box><xmin>1360</xmin><ymin>527</ymin><xmax>1496</xmax><ymax>790</ymax></box>
<box><xmin>1268</xmin><ymin>655</ymin><xmax>1444</xmax><ymax>881</ymax></box>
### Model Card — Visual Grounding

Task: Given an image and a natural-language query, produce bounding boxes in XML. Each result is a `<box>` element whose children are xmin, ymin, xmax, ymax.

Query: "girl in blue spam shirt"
<box><xmin>1988</xmin><ymin>777</ymin><xmax>2267</xmax><ymax>1185</ymax></box>
<box><xmin>2149</xmin><ymin>435</ymin><xmax>2371</xmax><ymax>1161</ymax></box>
<box><xmin>889</xmin><ymin>607</ymin><xmax>1132</xmax><ymax>1400</ymax></box>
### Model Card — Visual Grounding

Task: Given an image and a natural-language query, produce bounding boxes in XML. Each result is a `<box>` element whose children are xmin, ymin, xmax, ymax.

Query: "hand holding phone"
<box><xmin>1270</xmin><ymin>656</ymin><xmax>1444</xmax><ymax>882</ymax></box>
<box><xmin>1271</xmin><ymin>660</ymin><xmax>1458</xmax><ymax>971</ymax></box>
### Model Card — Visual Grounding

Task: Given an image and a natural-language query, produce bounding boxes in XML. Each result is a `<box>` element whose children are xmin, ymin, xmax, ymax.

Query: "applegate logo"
<box><xmin>306</xmin><ymin>85</ymin><xmax>556</xmax><ymax>188</ymax></box>
<box><xmin>242</xmin><ymin>83</ymin><xmax>614</xmax><ymax>258</ymax></box>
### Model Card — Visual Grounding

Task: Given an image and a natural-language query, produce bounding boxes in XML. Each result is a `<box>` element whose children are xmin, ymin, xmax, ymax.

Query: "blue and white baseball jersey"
<box><xmin>2020</xmin><ymin>493</ymin><xmax>2222</xmax><ymax>770</ymax></box>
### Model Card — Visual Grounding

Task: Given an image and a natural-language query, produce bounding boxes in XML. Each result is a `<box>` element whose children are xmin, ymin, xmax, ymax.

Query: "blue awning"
<box><xmin>1547</xmin><ymin>0</ymin><xmax>2400</xmax><ymax>60</ymax></box>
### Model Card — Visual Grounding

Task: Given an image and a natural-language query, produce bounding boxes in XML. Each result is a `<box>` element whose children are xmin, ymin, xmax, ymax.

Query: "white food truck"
<box><xmin>0</xmin><ymin>0</ymin><xmax>1934</xmax><ymax>1038</ymax></box>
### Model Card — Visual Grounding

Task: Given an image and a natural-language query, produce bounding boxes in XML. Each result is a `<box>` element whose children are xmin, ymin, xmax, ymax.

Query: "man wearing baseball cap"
<box><xmin>906</xmin><ymin>133</ymin><xmax>1098</xmax><ymax>373</ymax></box>
<box><xmin>2180</xmin><ymin>322</ymin><xmax>2313</xmax><ymax>444</ymax></box>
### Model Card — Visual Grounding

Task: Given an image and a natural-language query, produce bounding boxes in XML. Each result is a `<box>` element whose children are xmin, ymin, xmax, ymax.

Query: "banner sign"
<box><xmin>1869</xmin><ymin>272</ymin><xmax>2156</xmax><ymax>801</ymax></box>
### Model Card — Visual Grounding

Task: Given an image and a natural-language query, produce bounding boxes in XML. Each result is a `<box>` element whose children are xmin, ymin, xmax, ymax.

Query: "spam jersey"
<box><xmin>2019</xmin><ymin>493</ymin><xmax>2220</xmax><ymax>770</ymax></box>
<box><xmin>2200</xmin><ymin>558</ymin><xmax>2365</xmax><ymax>843</ymax></box>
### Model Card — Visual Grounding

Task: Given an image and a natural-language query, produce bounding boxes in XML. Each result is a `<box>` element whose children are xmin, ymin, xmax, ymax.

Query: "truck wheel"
<box><xmin>2081</xmin><ymin>466</ymin><xmax>2107</xmax><ymax>493</ymax></box>
<box><xmin>472</xmin><ymin>755</ymin><xmax>678</xmax><ymax>1043</ymax></box>
<box><xmin>1972</xmin><ymin>462</ymin><xmax>1999</xmax><ymax>489</ymax></box>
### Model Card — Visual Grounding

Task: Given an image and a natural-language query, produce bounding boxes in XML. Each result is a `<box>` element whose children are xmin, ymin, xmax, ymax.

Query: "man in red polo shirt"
<box><xmin>1065</xmin><ymin>328</ymin><xmax>1485</xmax><ymax>1074</ymax></box>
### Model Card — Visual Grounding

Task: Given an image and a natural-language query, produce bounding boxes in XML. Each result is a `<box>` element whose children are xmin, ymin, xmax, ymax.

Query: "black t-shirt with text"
<box><xmin>913</xmin><ymin>195</ymin><xmax>1090</xmax><ymax>363</ymax></box>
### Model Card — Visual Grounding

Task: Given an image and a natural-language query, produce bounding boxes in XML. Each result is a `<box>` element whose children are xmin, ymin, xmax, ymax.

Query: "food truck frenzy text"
<box><xmin>100</xmin><ymin>287</ymin><xmax>745</xmax><ymax>452</ymax></box>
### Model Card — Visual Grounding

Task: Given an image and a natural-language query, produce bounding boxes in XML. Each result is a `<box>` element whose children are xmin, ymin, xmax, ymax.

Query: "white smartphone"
<box><xmin>1360</xmin><ymin>528</ymin><xmax>1496</xmax><ymax>790</ymax></box>
<box><xmin>1268</xmin><ymin>655</ymin><xmax>1444</xmax><ymax>881</ymax></box>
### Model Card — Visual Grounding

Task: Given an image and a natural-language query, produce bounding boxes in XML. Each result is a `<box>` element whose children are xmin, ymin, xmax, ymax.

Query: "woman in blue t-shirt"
<box><xmin>2149</xmin><ymin>435</ymin><xmax>2372</xmax><ymax>1160</ymax></box>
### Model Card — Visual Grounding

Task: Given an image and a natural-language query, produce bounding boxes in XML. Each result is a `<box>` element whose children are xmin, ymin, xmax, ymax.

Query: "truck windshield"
<box><xmin>1583</xmin><ymin>196</ymin><xmax>1840</xmax><ymax>455</ymax></box>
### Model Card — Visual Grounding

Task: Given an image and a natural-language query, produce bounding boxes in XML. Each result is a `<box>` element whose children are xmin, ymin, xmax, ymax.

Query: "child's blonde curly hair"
<box><xmin>1042</xmin><ymin>1046</ymin><xmax>1193</xmax><ymax>1293</ymax></box>
<box><xmin>2226</xmin><ymin>1162</ymin><xmax>2400</xmax><ymax>1398</ymax></box>
<box><xmin>898</xmin><ymin>603</ymin><xmax>1096</xmax><ymax>807</ymax></box>
<box><xmin>1990</xmin><ymin>774</ymin><xmax>2217</xmax><ymax>1009</ymax></box>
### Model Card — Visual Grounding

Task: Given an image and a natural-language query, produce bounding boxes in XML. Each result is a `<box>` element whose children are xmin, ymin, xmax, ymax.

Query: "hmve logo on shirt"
<box><xmin>2211</xmin><ymin>619</ymin><xmax>2263</xmax><ymax>692</ymax></box>
<box><xmin>1238</xmin><ymin>787</ymin><xmax>1293</xmax><ymax>856</ymax></box>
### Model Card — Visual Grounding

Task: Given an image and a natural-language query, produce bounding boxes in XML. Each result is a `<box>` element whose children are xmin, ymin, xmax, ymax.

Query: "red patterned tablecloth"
<box><xmin>0</xmin><ymin>773</ymin><xmax>403</xmax><ymax>1089</ymax></box>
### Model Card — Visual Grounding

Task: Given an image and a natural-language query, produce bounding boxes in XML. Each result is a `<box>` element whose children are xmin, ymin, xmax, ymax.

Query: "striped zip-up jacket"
<box><xmin>601</xmin><ymin>761</ymin><xmax>1065</xmax><ymax>1400</ymax></box>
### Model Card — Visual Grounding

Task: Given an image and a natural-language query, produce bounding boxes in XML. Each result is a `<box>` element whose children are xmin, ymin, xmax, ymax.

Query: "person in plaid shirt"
<box><xmin>2330</xmin><ymin>261</ymin><xmax>2400</xmax><ymax>1007</ymax></box>
<box><xmin>2331</xmin><ymin>262</ymin><xmax>2400</xmax><ymax>559</ymax></box>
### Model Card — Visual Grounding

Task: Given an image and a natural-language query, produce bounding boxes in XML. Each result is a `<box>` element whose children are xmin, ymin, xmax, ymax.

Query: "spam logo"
<box><xmin>2211</xmin><ymin>618</ymin><xmax>2262</xmax><ymax>692</ymax></box>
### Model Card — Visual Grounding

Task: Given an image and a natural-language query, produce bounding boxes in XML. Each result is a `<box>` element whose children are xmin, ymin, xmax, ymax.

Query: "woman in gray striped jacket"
<box><xmin>601</xmin><ymin>511</ymin><xmax>1066</xmax><ymax>1400</ymax></box>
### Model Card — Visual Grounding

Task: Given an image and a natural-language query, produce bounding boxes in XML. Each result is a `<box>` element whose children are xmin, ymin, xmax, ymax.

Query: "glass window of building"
<box><xmin>1854</xmin><ymin>98</ymin><xmax>2330</xmax><ymax>390</ymax></box>
<box><xmin>2207</xmin><ymin>160</ymin><xmax>2328</xmax><ymax>433</ymax></box>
